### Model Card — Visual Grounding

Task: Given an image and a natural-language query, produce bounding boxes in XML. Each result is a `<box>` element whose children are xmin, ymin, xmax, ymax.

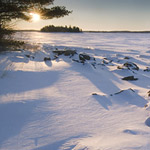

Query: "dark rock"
<box><xmin>102</xmin><ymin>60</ymin><xmax>109</xmax><ymax>64</ymax></box>
<box><xmin>92</xmin><ymin>93</ymin><xmax>98</xmax><ymax>95</ymax></box>
<box><xmin>25</xmin><ymin>55</ymin><xmax>30</xmax><ymax>58</ymax></box>
<box><xmin>144</xmin><ymin>67</ymin><xmax>150</xmax><ymax>72</ymax></box>
<box><xmin>53</xmin><ymin>50</ymin><xmax>64</xmax><ymax>55</ymax></box>
<box><xmin>102</xmin><ymin>58</ymin><xmax>113</xmax><ymax>65</ymax></box>
<box><xmin>79</xmin><ymin>53</ymin><xmax>91</xmax><ymax>62</ymax></box>
<box><xmin>104</xmin><ymin>57</ymin><xmax>108</xmax><ymax>60</ymax></box>
<box><xmin>64</xmin><ymin>50</ymin><xmax>77</xmax><ymax>56</ymax></box>
<box><xmin>148</xmin><ymin>91</ymin><xmax>150</xmax><ymax>97</ymax></box>
<box><xmin>145</xmin><ymin>117</ymin><xmax>150</xmax><ymax>127</ymax></box>
<box><xmin>122</xmin><ymin>76</ymin><xmax>138</xmax><ymax>81</ymax></box>
<box><xmin>25</xmin><ymin>55</ymin><xmax>34</xmax><ymax>59</ymax></box>
<box><xmin>124</xmin><ymin>57</ymin><xmax>130</xmax><ymax>59</ymax></box>
<box><xmin>44</xmin><ymin>57</ymin><xmax>51</xmax><ymax>61</ymax></box>
<box><xmin>123</xmin><ymin>62</ymin><xmax>139</xmax><ymax>71</ymax></box>
<box><xmin>117</xmin><ymin>66</ymin><xmax>123</xmax><ymax>69</ymax></box>
<box><xmin>53</xmin><ymin>50</ymin><xmax>77</xmax><ymax>56</ymax></box>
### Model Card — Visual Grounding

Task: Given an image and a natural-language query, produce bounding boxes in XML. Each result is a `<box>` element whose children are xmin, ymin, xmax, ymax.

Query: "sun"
<box><xmin>30</xmin><ymin>13</ymin><xmax>40</xmax><ymax>21</ymax></box>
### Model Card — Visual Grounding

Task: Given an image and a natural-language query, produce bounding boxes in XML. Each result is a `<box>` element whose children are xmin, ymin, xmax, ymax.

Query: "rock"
<box><xmin>122</xmin><ymin>76</ymin><xmax>138</xmax><ymax>81</ymax></box>
<box><xmin>44</xmin><ymin>57</ymin><xmax>51</xmax><ymax>61</ymax></box>
<box><xmin>144</xmin><ymin>67</ymin><xmax>150</xmax><ymax>72</ymax></box>
<box><xmin>79</xmin><ymin>53</ymin><xmax>91</xmax><ymax>61</ymax></box>
<box><xmin>124</xmin><ymin>56</ymin><xmax>130</xmax><ymax>59</ymax></box>
<box><xmin>102</xmin><ymin>60</ymin><xmax>109</xmax><ymax>64</ymax></box>
<box><xmin>25</xmin><ymin>55</ymin><xmax>34</xmax><ymax>59</ymax></box>
<box><xmin>145</xmin><ymin>117</ymin><xmax>150</xmax><ymax>127</ymax></box>
<box><xmin>148</xmin><ymin>91</ymin><xmax>150</xmax><ymax>97</ymax></box>
<box><xmin>53</xmin><ymin>50</ymin><xmax>64</xmax><ymax>55</ymax></box>
<box><xmin>64</xmin><ymin>50</ymin><xmax>77</xmax><ymax>56</ymax></box>
<box><xmin>123</xmin><ymin>62</ymin><xmax>139</xmax><ymax>71</ymax></box>
<box><xmin>117</xmin><ymin>66</ymin><xmax>123</xmax><ymax>69</ymax></box>
<box><xmin>72</xmin><ymin>53</ymin><xmax>95</xmax><ymax>64</ymax></box>
<box><xmin>25</xmin><ymin>54</ymin><xmax>30</xmax><ymax>58</ymax></box>
<box><xmin>92</xmin><ymin>93</ymin><xmax>98</xmax><ymax>95</ymax></box>
<box><xmin>53</xmin><ymin>49</ymin><xmax>77</xmax><ymax>56</ymax></box>
<box><xmin>101</xmin><ymin>58</ymin><xmax>113</xmax><ymax>65</ymax></box>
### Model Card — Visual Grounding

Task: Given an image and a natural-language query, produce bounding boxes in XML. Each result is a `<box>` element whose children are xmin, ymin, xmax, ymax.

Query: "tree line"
<box><xmin>41</xmin><ymin>25</ymin><xmax>82</xmax><ymax>32</ymax></box>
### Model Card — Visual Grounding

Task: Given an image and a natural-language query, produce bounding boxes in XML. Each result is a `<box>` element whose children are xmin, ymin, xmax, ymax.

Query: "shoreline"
<box><xmin>14</xmin><ymin>30</ymin><xmax>150</xmax><ymax>33</ymax></box>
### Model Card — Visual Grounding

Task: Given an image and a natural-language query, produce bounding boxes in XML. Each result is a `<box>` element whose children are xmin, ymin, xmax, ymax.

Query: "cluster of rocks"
<box><xmin>52</xmin><ymin>49</ymin><xmax>96</xmax><ymax>65</ymax></box>
<box><xmin>24</xmin><ymin>49</ymin><xmax>150</xmax><ymax>84</ymax></box>
<box><xmin>116</xmin><ymin>61</ymin><xmax>140</xmax><ymax>81</ymax></box>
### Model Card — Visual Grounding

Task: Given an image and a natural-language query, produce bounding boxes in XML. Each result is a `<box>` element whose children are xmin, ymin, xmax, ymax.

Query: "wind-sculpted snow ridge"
<box><xmin>0</xmin><ymin>42</ymin><xmax>150</xmax><ymax>150</ymax></box>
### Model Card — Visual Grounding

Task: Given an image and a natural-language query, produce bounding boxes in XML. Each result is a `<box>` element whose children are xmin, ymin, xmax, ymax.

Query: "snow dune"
<box><xmin>0</xmin><ymin>32</ymin><xmax>150</xmax><ymax>150</ymax></box>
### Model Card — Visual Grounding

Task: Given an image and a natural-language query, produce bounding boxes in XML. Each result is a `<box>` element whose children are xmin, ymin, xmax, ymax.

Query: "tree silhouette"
<box><xmin>41</xmin><ymin>25</ymin><xmax>82</xmax><ymax>32</ymax></box>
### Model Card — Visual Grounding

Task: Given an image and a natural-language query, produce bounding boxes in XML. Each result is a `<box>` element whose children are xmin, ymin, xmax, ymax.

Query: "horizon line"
<box><xmin>14</xmin><ymin>29</ymin><xmax>150</xmax><ymax>33</ymax></box>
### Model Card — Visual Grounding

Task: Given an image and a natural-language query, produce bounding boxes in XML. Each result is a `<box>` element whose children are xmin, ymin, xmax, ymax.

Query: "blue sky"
<box><xmin>17</xmin><ymin>0</ymin><xmax>150</xmax><ymax>31</ymax></box>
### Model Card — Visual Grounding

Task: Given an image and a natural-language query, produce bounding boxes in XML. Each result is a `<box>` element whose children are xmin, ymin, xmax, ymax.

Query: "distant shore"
<box><xmin>85</xmin><ymin>31</ymin><xmax>150</xmax><ymax>33</ymax></box>
<box><xmin>14</xmin><ymin>30</ymin><xmax>150</xmax><ymax>33</ymax></box>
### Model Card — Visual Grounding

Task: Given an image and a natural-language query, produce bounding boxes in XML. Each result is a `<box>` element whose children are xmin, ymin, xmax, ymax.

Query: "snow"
<box><xmin>0</xmin><ymin>32</ymin><xmax>150</xmax><ymax>150</ymax></box>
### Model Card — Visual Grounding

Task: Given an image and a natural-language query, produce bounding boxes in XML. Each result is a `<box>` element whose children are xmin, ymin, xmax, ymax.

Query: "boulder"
<box><xmin>122</xmin><ymin>76</ymin><xmax>138</xmax><ymax>81</ymax></box>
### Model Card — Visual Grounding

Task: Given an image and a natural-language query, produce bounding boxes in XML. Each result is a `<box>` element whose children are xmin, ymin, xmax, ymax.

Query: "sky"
<box><xmin>17</xmin><ymin>0</ymin><xmax>150</xmax><ymax>31</ymax></box>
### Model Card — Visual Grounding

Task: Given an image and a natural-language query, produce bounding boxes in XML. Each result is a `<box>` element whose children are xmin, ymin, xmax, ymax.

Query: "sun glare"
<box><xmin>30</xmin><ymin>13</ymin><xmax>40</xmax><ymax>21</ymax></box>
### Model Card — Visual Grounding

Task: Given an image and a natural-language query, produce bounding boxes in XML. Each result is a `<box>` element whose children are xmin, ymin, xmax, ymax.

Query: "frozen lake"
<box><xmin>1</xmin><ymin>31</ymin><xmax>150</xmax><ymax>150</ymax></box>
<box><xmin>14</xmin><ymin>32</ymin><xmax>150</xmax><ymax>52</ymax></box>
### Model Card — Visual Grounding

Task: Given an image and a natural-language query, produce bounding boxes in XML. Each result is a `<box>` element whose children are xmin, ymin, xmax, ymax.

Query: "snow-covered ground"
<box><xmin>0</xmin><ymin>32</ymin><xmax>150</xmax><ymax>150</ymax></box>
